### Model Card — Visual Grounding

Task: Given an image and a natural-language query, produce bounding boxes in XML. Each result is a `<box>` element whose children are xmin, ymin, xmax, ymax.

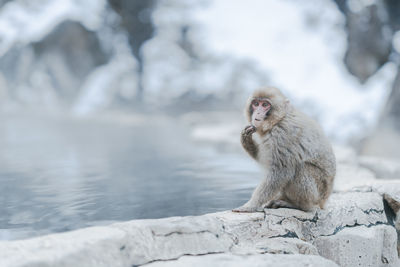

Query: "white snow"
<box><xmin>393</xmin><ymin>31</ymin><xmax>400</xmax><ymax>54</ymax></box>
<box><xmin>0</xmin><ymin>0</ymin><xmax>105</xmax><ymax>57</ymax></box>
<box><xmin>192</xmin><ymin>0</ymin><xmax>397</xmax><ymax>141</ymax></box>
<box><xmin>73</xmin><ymin>45</ymin><xmax>138</xmax><ymax>115</ymax></box>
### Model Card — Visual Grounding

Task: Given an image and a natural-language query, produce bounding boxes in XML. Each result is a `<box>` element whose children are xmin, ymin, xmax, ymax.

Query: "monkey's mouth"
<box><xmin>254</xmin><ymin>112</ymin><xmax>269</xmax><ymax>122</ymax></box>
<box><xmin>252</xmin><ymin>110</ymin><xmax>269</xmax><ymax>127</ymax></box>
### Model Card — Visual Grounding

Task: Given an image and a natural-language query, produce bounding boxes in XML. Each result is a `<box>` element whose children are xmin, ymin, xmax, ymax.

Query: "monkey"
<box><xmin>232</xmin><ymin>87</ymin><xmax>336</xmax><ymax>213</ymax></box>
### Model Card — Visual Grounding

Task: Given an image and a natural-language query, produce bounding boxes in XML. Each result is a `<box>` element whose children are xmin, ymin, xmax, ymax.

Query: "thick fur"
<box><xmin>233</xmin><ymin>87</ymin><xmax>336</xmax><ymax>212</ymax></box>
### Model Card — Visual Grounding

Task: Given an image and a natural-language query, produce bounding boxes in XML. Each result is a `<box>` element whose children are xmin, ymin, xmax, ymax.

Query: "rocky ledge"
<box><xmin>1</xmin><ymin>182</ymin><xmax>399</xmax><ymax>267</ymax></box>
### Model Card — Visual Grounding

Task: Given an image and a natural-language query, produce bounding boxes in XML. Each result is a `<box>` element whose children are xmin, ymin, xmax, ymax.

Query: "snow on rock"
<box><xmin>73</xmin><ymin>48</ymin><xmax>139</xmax><ymax>115</ymax></box>
<box><xmin>0</xmin><ymin>0</ymin><xmax>105</xmax><ymax>57</ymax></box>
<box><xmin>146</xmin><ymin>254</ymin><xmax>339</xmax><ymax>267</ymax></box>
<box><xmin>141</xmin><ymin>0</ymin><xmax>269</xmax><ymax>106</ymax></box>
<box><xmin>359</xmin><ymin>156</ymin><xmax>400</xmax><ymax>179</ymax></box>
<box><xmin>334</xmin><ymin>162</ymin><xmax>377</xmax><ymax>192</ymax></box>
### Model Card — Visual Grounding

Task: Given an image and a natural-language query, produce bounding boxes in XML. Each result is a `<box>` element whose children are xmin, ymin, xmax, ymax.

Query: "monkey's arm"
<box><xmin>241</xmin><ymin>126</ymin><xmax>258</xmax><ymax>160</ymax></box>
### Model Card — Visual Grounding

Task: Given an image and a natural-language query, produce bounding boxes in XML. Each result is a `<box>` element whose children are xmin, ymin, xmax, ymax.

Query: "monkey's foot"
<box><xmin>232</xmin><ymin>205</ymin><xmax>264</xmax><ymax>213</ymax></box>
<box><xmin>266</xmin><ymin>200</ymin><xmax>297</xmax><ymax>209</ymax></box>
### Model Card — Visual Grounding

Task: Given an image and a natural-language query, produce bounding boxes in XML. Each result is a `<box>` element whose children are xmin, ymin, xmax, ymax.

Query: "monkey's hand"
<box><xmin>232</xmin><ymin>204</ymin><xmax>264</xmax><ymax>213</ymax></box>
<box><xmin>242</xmin><ymin>125</ymin><xmax>256</xmax><ymax>136</ymax></box>
<box><xmin>241</xmin><ymin>125</ymin><xmax>258</xmax><ymax>160</ymax></box>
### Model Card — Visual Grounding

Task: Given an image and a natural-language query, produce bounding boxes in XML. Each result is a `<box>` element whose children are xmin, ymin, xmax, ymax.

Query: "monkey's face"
<box><xmin>246</xmin><ymin>87</ymin><xmax>289</xmax><ymax>133</ymax></box>
<box><xmin>250</xmin><ymin>98</ymin><xmax>271</xmax><ymax>128</ymax></box>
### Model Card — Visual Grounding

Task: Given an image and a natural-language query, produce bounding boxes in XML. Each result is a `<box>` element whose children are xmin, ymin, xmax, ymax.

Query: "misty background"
<box><xmin>0</xmin><ymin>0</ymin><xmax>400</xmax><ymax>240</ymax></box>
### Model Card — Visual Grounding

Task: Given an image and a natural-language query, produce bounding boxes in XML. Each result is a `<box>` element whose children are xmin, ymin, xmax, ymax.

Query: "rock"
<box><xmin>359</xmin><ymin>156</ymin><xmax>400</xmax><ymax>179</ymax></box>
<box><xmin>248</xmin><ymin>237</ymin><xmax>319</xmax><ymax>255</ymax></box>
<box><xmin>110</xmin><ymin>215</ymin><xmax>233</xmax><ymax>264</ymax></box>
<box><xmin>333</xmin><ymin>146</ymin><xmax>358</xmax><ymax>165</ymax></box>
<box><xmin>0</xmin><ymin>21</ymin><xmax>108</xmax><ymax>106</ymax></box>
<box><xmin>32</xmin><ymin>21</ymin><xmax>108</xmax><ymax>102</ymax></box>
<box><xmin>333</xmin><ymin>1</ymin><xmax>392</xmax><ymax>83</ymax></box>
<box><xmin>361</xmin><ymin>127</ymin><xmax>400</xmax><ymax>160</ymax></box>
<box><xmin>381</xmin><ymin>67</ymin><xmax>400</xmax><ymax>132</ymax></box>
<box><xmin>334</xmin><ymin>163</ymin><xmax>377</xmax><ymax>191</ymax></box>
<box><xmin>332</xmin><ymin>146</ymin><xmax>386</xmax><ymax>192</ymax></box>
<box><xmin>385</xmin><ymin>192</ymin><xmax>400</xmax><ymax>256</ymax></box>
<box><xmin>350</xmin><ymin>181</ymin><xmax>400</xmax><ymax>256</ymax></box>
<box><xmin>314</xmin><ymin>225</ymin><xmax>398</xmax><ymax>267</ymax></box>
<box><xmin>360</xmin><ymin>68</ymin><xmax>400</xmax><ymax>159</ymax></box>
<box><xmin>145</xmin><ymin>253</ymin><xmax>339</xmax><ymax>267</ymax></box>
<box><xmin>0</xmin><ymin>191</ymin><xmax>398</xmax><ymax>267</ymax></box>
<box><xmin>0</xmin><ymin>226</ymin><xmax>130</xmax><ymax>267</ymax></box>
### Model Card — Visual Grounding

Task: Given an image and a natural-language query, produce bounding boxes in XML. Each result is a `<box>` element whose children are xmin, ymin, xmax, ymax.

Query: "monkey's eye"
<box><xmin>262</xmin><ymin>103</ymin><xmax>269</xmax><ymax>107</ymax></box>
<box><xmin>253</xmin><ymin>101</ymin><xmax>259</xmax><ymax>106</ymax></box>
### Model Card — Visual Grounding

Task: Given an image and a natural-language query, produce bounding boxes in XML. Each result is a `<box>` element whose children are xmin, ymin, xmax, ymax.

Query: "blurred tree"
<box><xmin>333</xmin><ymin>0</ymin><xmax>391</xmax><ymax>83</ymax></box>
<box><xmin>385</xmin><ymin>0</ymin><xmax>400</xmax><ymax>30</ymax></box>
<box><xmin>335</xmin><ymin>0</ymin><xmax>400</xmax><ymax>157</ymax></box>
<box><xmin>108</xmin><ymin>0</ymin><xmax>157</xmax><ymax>102</ymax></box>
<box><xmin>0</xmin><ymin>0</ymin><xmax>10</xmax><ymax>8</ymax></box>
<box><xmin>0</xmin><ymin>21</ymin><xmax>108</xmax><ymax>106</ymax></box>
<box><xmin>32</xmin><ymin>21</ymin><xmax>108</xmax><ymax>102</ymax></box>
<box><xmin>383</xmin><ymin>0</ymin><xmax>400</xmax><ymax>132</ymax></box>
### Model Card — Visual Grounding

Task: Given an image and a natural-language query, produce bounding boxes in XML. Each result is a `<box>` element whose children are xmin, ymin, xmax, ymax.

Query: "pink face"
<box><xmin>251</xmin><ymin>98</ymin><xmax>271</xmax><ymax>128</ymax></box>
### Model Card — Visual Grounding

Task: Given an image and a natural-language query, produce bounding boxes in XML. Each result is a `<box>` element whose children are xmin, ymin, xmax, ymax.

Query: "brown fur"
<box><xmin>233</xmin><ymin>87</ymin><xmax>336</xmax><ymax>212</ymax></box>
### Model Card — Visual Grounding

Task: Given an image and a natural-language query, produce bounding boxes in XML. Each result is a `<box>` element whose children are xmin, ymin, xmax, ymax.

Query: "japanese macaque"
<box><xmin>233</xmin><ymin>87</ymin><xmax>336</xmax><ymax>212</ymax></box>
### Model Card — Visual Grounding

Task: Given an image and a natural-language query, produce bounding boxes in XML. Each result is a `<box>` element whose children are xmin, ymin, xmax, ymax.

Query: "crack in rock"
<box><xmin>139</xmin><ymin>251</ymin><xmax>225</xmax><ymax>266</ymax></box>
<box><xmin>265</xmin><ymin>211</ymin><xmax>320</xmax><ymax>225</ymax></box>
<box><xmin>319</xmin><ymin>221</ymin><xmax>388</xmax><ymax>237</ymax></box>
<box><xmin>269</xmin><ymin>231</ymin><xmax>300</xmax><ymax>239</ymax></box>
<box><xmin>151</xmin><ymin>230</ymin><xmax>216</xmax><ymax>238</ymax></box>
<box><xmin>361</xmin><ymin>208</ymin><xmax>384</xmax><ymax>215</ymax></box>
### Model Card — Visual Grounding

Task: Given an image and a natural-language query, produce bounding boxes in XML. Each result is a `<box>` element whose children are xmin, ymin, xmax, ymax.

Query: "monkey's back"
<box><xmin>267</xmin><ymin>107</ymin><xmax>336</xmax><ymax>183</ymax></box>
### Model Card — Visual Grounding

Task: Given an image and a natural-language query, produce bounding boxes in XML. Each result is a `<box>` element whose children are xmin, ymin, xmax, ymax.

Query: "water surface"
<box><xmin>0</xmin><ymin>113</ymin><xmax>259</xmax><ymax>240</ymax></box>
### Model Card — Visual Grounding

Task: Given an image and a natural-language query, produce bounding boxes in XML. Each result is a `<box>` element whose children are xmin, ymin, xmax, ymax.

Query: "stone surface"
<box><xmin>314</xmin><ymin>225</ymin><xmax>398</xmax><ymax>267</ymax></box>
<box><xmin>0</xmin><ymin>190</ymin><xmax>398</xmax><ymax>267</ymax></box>
<box><xmin>0</xmin><ymin>226</ymin><xmax>130</xmax><ymax>267</ymax></box>
<box><xmin>350</xmin><ymin>181</ymin><xmax>400</xmax><ymax>256</ymax></box>
<box><xmin>145</xmin><ymin>253</ymin><xmax>339</xmax><ymax>267</ymax></box>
